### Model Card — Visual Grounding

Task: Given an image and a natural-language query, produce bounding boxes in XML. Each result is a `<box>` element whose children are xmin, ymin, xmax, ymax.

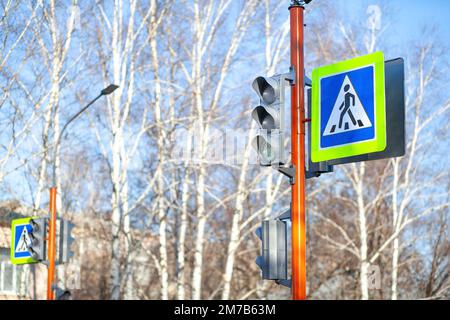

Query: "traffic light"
<box><xmin>255</xmin><ymin>219</ymin><xmax>288</xmax><ymax>280</ymax></box>
<box><xmin>251</xmin><ymin>73</ymin><xmax>291</xmax><ymax>166</ymax></box>
<box><xmin>55</xmin><ymin>286</ymin><xmax>72</xmax><ymax>300</ymax></box>
<box><xmin>28</xmin><ymin>218</ymin><xmax>48</xmax><ymax>261</ymax></box>
<box><xmin>59</xmin><ymin>219</ymin><xmax>75</xmax><ymax>263</ymax></box>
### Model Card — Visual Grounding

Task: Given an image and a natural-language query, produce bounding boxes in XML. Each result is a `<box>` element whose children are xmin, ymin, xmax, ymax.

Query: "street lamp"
<box><xmin>46</xmin><ymin>84</ymin><xmax>118</xmax><ymax>300</ymax></box>
<box><xmin>52</xmin><ymin>84</ymin><xmax>119</xmax><ymax>186</ymax></box>
<box><xmin>101</xmin><ymin>84</ymin><xmax>119</xmax><ymax>95</ymax></box>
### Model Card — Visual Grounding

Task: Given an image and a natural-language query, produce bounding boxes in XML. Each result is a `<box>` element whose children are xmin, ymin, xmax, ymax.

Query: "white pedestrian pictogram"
<box><xmin>323</xmin><ymin>75</ymin><xmax>372</xmax><ymax>136</ymax></box>
<box><xmin>15</xmin><ymin>226</ymin><xmax>31</xmax><ymax>253</ymax></box>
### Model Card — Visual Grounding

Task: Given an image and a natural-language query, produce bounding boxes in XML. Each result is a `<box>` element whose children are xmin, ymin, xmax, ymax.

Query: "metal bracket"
<box><xmin>275</xmin><ymin>279</ymin><xmax>292</xmax><ymax>288</ymax></box>
<box><xmin>284</xmin><ymin>66</ymin><xmax>296</xmax><ymax>85</ymax></box>
<box><xmin>304</xmin><ymin>74</ymin><xmax>312</xmax><ymax>87</ymax></box>
<box><xmin>305</xmin><ymin>169</ymin><xmax>321</xmax><ymax>180</ymax></box>
<box><xmin>276</xmin><ymin>206</ymin><xmax>291</xmax><ymax>221</ymax></box>
<box><xmin>281</xmin><ymin>69</ymin><xmax>310</xmax><ymax>86</ymax></box>
<box><xmin>290</xmin><ymin>0</ymin><xmax>312</xmax><ymax>6</ymax></box>
<box><xmin>277</xmin><ymin>165</ymin><xmax>296</xmax><ymax>185</ymax></box>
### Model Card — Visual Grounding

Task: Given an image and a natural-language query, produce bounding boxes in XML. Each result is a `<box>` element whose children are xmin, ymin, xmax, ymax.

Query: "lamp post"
<box><xmin>47</xmin><ymin>84</ymin><xmax>118</xmax><ymax>300</ymax></box>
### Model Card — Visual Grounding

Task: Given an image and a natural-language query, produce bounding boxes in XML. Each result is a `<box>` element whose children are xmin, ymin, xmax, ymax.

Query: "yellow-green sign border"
<box><xmin>10</xmin><ymin>217</ymin><xmax>38</xmax><ymax>265</ymax></box>
<box><xmin>311</xmin><ymin>51</ymin><xmax>386</xmax><ymax>162</ymax></box>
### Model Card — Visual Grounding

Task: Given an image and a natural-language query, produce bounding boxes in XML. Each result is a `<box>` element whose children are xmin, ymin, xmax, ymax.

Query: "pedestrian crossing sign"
<box><xmin>311</xmin><ymin>51</ymin><xmax>386</xmax><ymax>162</ymax></box>
<box><xmin>10</xmin><ymin>217</ymin><xmax>38</xmax><ymax>265</ymax></box>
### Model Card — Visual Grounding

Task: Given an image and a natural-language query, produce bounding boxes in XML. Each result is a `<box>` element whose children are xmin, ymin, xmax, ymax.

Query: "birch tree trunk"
<box><xmin>221</xmin><ymin>0</ymin><xmax>287</xmax><ymax>299</ymax></box>
<box><xmin>391</xmin><ymin>159</ymin><xmax>400</xmax><ymax>300</ymax></box>
<box><xmin>149</xmin><ymin>0</ymin><xmax>169</xmax><ymax>298</ymax></box>
<box><xmin>108</xmin><ymin>0</ymin><xmax>128</xmax><ymax>299</ymax></box>
<box><xmin>31</xmin><ymin>0</ymin><xmax>79</xmax><ymax>290</ymax></box>
<box><xmin>190</xmin><ymin>0</ymin><xmax>207</xmax><ymax>300</ymax></box>
<box><xmin>100</xmin><ymin>0</ymin><xmax>161</xmax><ymax>299</ymax></box>
<box><xmin>221</xmin><ymin>138</ymin><xmax>251</xmax><ymax>300</ymax></box>
<box><xmin>177</xmin><ymin>136</ymin><xmax>192</xmax><ymax>299</ymax></box>
<box><xmin>109</xmin><ymin>127</ymin><xmax>123</xmax><ymax>300</ymax></box>
<box><xmin>356</xmin><ymin>163</ymin><xmax>369</xmax><ymax>300</ymax></box>
<box><xmin>388</xmin><ymin>43</ymin><xmax>445</xmax><ymax>299</ymax></box>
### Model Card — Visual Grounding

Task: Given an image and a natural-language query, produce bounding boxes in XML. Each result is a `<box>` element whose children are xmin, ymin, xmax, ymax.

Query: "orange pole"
<box><xmin>47</xmin><ymin>187</ymin><xmax>57</xmax><ymax>300</ymax></box>
<box><xmin>289</xmin><ymin>4</ymin><xmax>306</xmax><ymax>300</ymax></box>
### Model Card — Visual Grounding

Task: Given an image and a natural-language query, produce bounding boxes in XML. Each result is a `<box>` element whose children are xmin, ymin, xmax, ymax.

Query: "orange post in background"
<box><xmin>47</xmin><ymin>187</ymin><xmax>57</xmax><ymax>300</ymax></box>
<box><xmin>289</xmin><ymin>4</ymin><xmax>306</xmax><ymax>300</ymax></box>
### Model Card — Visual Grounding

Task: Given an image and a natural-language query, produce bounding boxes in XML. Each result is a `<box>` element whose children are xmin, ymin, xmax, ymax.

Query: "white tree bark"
<box><xmin>388</xmin><ymin>45</ymin><xmax>449</xmax><ymax>300</ymax></box>
<box><xmin>356</xmin><ymin>163</ymin><xmax>369</xmax><ymax>300</ymax></box>
<box><xmin>177</xmin><ymin>138</ymin><xmax>192</xmax><ymax>300</ymax></box>
<box><xmin>149</xmin><ymin>0</ymin><xmax>169</xmax><ymax>299</ymax></box>
<box><xmin>97</xmin><ymin>0</ymin><xmax>163</xmax><ymax>299</ymax></box>
<box><xmin>391</xmin><ymin>158</ymin><xmax>400</xmax><ymax>300</ymax></box>
<box><xmin>221</xmin><ymin>137</ymin><xmax>251</xmax><ymax>300</ymax></box>
<box><xmin>108</xmin><ymin>0</ymin><xmax>131</xmax><ymax>300</ymax></box>
<box><xmin>189</xmin><ymin>0</ymin><xmax>258</xmax><ymax>299</ymax></box>
<box><xmin>221</xmin><ymin>0</ymin><xmax>287</xmax><ymax>299</ymax></box>
<box><xmin>30</xmin><ymin>0</ymin><xmax>79</xmax><ymax>291</ymax></box>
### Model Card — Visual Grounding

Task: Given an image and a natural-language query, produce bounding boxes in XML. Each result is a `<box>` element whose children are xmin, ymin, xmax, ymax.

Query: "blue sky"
<box><xmin>1</xmin><ymin>0</ymin><xmax>448</xmax><ymax>209</ymax></box>
<box><xmin>342</xmin><ymin>0</ymin><xmax>450</xmax><ymax>48</ymax></box>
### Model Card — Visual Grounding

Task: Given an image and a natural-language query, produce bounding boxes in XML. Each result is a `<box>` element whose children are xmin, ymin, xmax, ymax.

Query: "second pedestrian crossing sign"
<box><xmin>311</xmin><ymin>51</ymin><xmax>387</xmax><ymax>162</ymax></box>
<box><xmin>10</xmin><ymin>217</ymin><xmax>37</xmax><ymax>265</ymax></box>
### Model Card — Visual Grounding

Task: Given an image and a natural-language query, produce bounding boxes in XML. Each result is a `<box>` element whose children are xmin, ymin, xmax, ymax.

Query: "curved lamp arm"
<box><xmin>52</xmin><ymin>84</ymin><xmax>118</xmax><ymax>186</ymax></box>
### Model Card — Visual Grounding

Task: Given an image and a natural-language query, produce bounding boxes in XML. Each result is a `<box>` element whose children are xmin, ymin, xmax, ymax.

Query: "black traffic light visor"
<box><xmin>252</xmin><ymin>105</ymin><xmax>278</xmax><ymax>130</ymax></box>
<box><xmin>252</xmin><ymin>76</ymin><xmax>279</xmax><ymax>105</ymax></box>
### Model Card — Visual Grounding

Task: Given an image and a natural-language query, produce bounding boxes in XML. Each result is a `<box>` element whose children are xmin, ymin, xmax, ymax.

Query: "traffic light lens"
<box><xmin>262</xmin><ymin>86</ymin><xmax>275</xmax><ymax>104</ymax></box>
<box><xmin>262</xmin><ymin>116</ymin><xmax>274</xmax><ymax>129</ymax></box>
<box><xmin>253</xmin><ymin>106</ymin><xmax>275</xmax><ymax>129</ymax></box>
<box><xmin>256</xmin><ymin>136</ymin><xmax>274</xmax><ymax>162</ymax></box>
<box><xmin>252</xmin><ymin>77</ymin><xmax>278</xmax><ymax>105</ymax></box>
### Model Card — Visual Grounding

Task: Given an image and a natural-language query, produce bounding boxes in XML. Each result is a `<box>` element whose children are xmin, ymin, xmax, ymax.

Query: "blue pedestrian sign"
<box><xmin>311</xmin><ymin>52</ymin><xmax>387</xmax><ymax>162</ymax></box>
<box><xmin>10</xmin><ymin>217</ymin><xmax>38</xmax><ymax>265</ymax></box>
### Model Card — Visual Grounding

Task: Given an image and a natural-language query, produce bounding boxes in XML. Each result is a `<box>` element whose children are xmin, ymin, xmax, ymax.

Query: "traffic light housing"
<box><xmin>59</xmin><ymin>219</ymin><xmax>75</xmax><ymax>263</ymax></box>
<box><xmin>255</xmin><ymin>219</ymin><xmax>288</xmax><ymax>280</ymax></box>
<box><xmin>55</xmin><ymin>286</ymin><xmax>72</xmax><ymax>300</ymax></box>
<box><xmin>251</xmin><ymin>72</ymin><xmax>293</xmax><ymax>166</ymax></box>
<box><xmin>28</xmin><ymin>218</ymin><xmax>48</xmax><ymax>261</ymax></box>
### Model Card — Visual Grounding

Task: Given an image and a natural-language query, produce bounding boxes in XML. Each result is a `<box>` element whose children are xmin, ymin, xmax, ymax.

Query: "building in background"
<box><xmin>0</xmin><ymin>200</ymin><xmax>159</xmax><ymax>300</ymax></box>
<box><xmin>0</xmin><ymin>203</ymin><xmax>47</xmax><ymax>299</ymax></box>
